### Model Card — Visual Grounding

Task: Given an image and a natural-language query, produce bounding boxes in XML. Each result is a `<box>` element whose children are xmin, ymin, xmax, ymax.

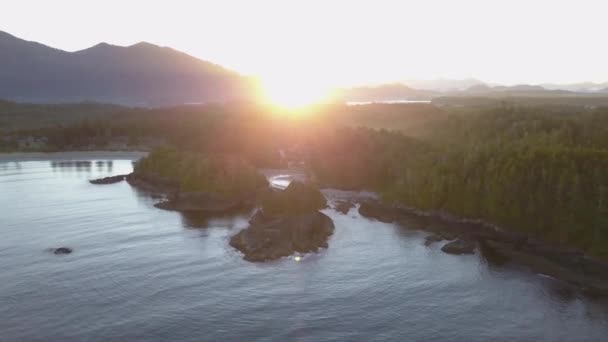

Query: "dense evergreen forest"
<box><xmin>134</xmin><ymin>147</ymin><xmax>267</xmax><ymax>195</ymax></box>
<box><xmin>307</xmin><ymin>108</ymin><xmax>608</xmax><ymax>257</ymax></box>
<box><xmin>2</xmin><ymin>100</ymin><xmax>607</xmax><ymax>256</ymax></box>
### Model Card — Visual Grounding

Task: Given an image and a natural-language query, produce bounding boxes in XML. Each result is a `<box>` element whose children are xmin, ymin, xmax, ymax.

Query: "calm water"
<box><xmin>1</xmin><ymin>155</ymin><xmax>608</xmax><ymax>342</ymax></box>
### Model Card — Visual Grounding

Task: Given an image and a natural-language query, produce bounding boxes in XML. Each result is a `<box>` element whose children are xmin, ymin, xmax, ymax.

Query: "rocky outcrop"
<box><xmin>481</xmin><ymin>239</ymin><xmax>608</xmax><ymax>293</ymax></box>
<box><xmin>230</xmin><ymin>181</ymin><xmax>334</xmax><ymax>262</ymax></box>
<box><xmin>126</xmin><ymin>172</ymin><xmax>179</xmax><ymax>194</ymax></box>
<box><xmin>441</xmin><ymin>239</ymin><xmax>475</xmax><ymax>255</ymax></box>
<box><xmin>89</xmin><ymin>174</ymin><xmax>128</xmax><ymax>184</ymax></box>
<box><xmin>333</xmin><ymin>201</ymin><xmax>355</xmax><ymax>215</ymax></box>
<box><xmin>355</xmin><ymin>199</ymin><xmax>608</xmax><ymax>294</ymax></box>
<box><xmin>358</xmin><ymin>202</ymin><xmax>398</xmax><ymax>223</ymax></box>
<box><xmin>52</xmin><ymin>247</ymin><xmax>72</xmax><ymax>255</ymax></box>
<box><xmin>424</xmin><ymin>234</ymin><xmax>443</xmax><ymax>246</ymax></box>
<box><xmin>262</xmin><ymin>181</ymin><xmax>327</xmax><ymax>216</ymax></box>
<box><xmin>229</xmin><ymin>210</ymin><xmax>335</xmax><ymax>262</ymax></box>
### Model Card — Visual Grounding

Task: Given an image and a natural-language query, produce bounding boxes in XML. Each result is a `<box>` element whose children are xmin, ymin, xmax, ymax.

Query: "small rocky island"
<box><xmin>230</xmin><ymin>181</ymin><xmax>335</xmax><ymax>262</ymax></box>
<box><xmin>90</xmin><ymin>148</ymin><xmax>334</xmax><ymax>262</ymax></box>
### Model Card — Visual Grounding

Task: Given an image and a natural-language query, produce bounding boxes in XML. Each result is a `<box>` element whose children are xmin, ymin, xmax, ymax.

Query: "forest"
<box><xmin>311</xmin><ymin>108</ymin><xmax>608</xmax><ymax>257</ymax></box>
<box><xmin>134</xmin><ymin>147</ymin><xmax>267</xmax><ymax>195</ymax></box>
<box><xmin>2</xmin><ymin>100</ymin><xmax>608</xmax><ymax>256</ymax></box>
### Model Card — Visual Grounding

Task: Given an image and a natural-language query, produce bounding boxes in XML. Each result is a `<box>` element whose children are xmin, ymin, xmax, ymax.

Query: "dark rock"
<box><xmin>352</xmin><ymin>199</ymin><xmax>608</xmax><ymax>295</ymax></box>
<box><xmin>262</xmin><ymin>181</ymin><xmax>327</xmax><ymax>216</ymax></box>
<box><xmin>89</xmin><ymin>174</ymin><xmax>128</xmax><ymax>184</ymax></box>
<box><xmin>248</xmin><ymin>209</ymin><xmax>279</xmax><ymax>226</ymax></box>
<box><xmin>358</xmin><ymin>202</ymin><xmax>397</xmax><ymax>223</ymax></box>
<box><xmin>53</xmin><ymin>247</ymin><xmax>72</xmax><ymax>255</ymax></box>
<box><xmin>438</xmin><ymin>230</ymin><xmax>458</xmax><ymax>241</ymax></box>
<box><xmin>230</xmin><ymin>211</ymin><xmax>335</xmax><ymax>262</ymax></box>
<box><xmin>333</xmin><ymin>201</ymin><xmax>355</xmax><ymax>215</ymax></box>
<box><xmin>126</xmin><ymin>172</ymin><xmax>179</xmax><ymax>194</ymax></box>
<box><xmin>441</xmin><ymin>239</ymin><xmax>475</xmax><ymax>255</ymax></box>
<box><xmin>479</xmin><ymin>239</ymin><xmax>510</xmax><ymax>266</ymax></box>
<box><xmin>582</xmin><ymin>286</ymin><xmax>606</xmax><ymax>298</ymax></box>
<box><xmin>424</xmin><ymin>234</ymin><xmax>443</xmax><ymax>246</ymax></box>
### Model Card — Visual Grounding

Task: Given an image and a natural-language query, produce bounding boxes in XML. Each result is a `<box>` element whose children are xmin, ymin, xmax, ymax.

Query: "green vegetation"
<box><xmin>2</xmin><ymin>99</ymin><xmax>608</xmax><ymax>256</ymax></box>
<box><xmin>134</xmin><ymin>147</ymin><xmax>267</xmax><ymax>195</ymax></box>
<box><xmin>307</xmin><ymin>106</ymin><xmax>608</xmax><ymax>256</ymax></box>
<box><xmin>0</xmin><ymin>100</ymin><xmax>126</xmax><ymax>130</ymax></box>
<box><xmin>261</xmin><ymin>181</ymin><xmax>327</xmax><ymax>215</ymax></box>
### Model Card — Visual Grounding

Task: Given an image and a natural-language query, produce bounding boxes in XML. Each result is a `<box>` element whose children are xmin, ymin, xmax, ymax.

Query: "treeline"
<box><xmin>135</xmin><ymin>147</ymin><xmax>267</xmax><ymax>195</ymax></box>
<box><xmin>1</xmin><ymin>102</ymin><xmax>445</xmax><ymax>154</ymax></box>
<box><xmin>4</xmin><ymin>100</ymin><xmax>608</xmax><ymax>255</ymax></box>
<box><xmin>307</xmin><ymin>106</ymin><xmax>608</xmax><ymax>256</ymax></box>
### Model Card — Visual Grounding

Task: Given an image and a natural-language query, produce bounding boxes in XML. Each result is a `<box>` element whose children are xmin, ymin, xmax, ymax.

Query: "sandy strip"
<box><xmin>0</xmin><ymin>151</ymin><xmax>148</xmax><ymax>162</ymax></box>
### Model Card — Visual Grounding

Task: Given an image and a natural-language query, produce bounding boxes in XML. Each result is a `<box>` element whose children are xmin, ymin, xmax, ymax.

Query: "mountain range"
<box><xmin>0</xmin><ymin>30</ymin><xmax>607</xmax><ymax>106</ymax></box>
<box><xmin>334</xmin><ymin>84</ymin><xmax>437</xmax><ymax>102</ymax></box>
<box><xmin>400</xmin><ymin>79</ymin><xmax>608</xmax><ymax>93</ymax></box>
<box><xmin>0</xmin><ymin>31</ymin><xmax>258</xmax><ymax>106</ymax></box>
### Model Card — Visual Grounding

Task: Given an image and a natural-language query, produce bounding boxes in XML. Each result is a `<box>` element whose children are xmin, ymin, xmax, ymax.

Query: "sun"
<box><xmin>260</xmin><ymin>76</ymin><xmax>332</xmax><ymax>109</ymax></box>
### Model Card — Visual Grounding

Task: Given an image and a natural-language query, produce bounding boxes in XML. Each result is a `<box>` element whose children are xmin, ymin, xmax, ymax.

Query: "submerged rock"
<box><xmin>89</xmin><ymin>174</ymin><xmax>128</xmax><ymax>184</ymax></box>
<box><xmin>52</xmin><ymin>247</ymin><xmax>72</xmax><ymax>255</ymax></box>
<box><xmin>230</xmin><ymin>210</ymin><xmax>335</xmax><ymax>262</ymax></box>
<box><xmin>441</xmin><ymin>239</ymin><xmax>475</xmax><ymax>255</ymax></box>
<box><xmin>333</xmin><ymin>201</ymin><xmax>355</xmax><ymax>215</ymax></box>
<box><xmin>424</xmin><ymin>234</ymin><xmax>444</xmax><ymax>246</ymax></box>
<box><xmin>358</xmin><ymin>202</ymin><xmax>397</xmax><ymax>223</ymax></box>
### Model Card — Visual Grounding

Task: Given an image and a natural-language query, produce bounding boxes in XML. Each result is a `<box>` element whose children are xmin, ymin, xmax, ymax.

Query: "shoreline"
<box><xmin>355</xmin><ymin>198</ymin><xmax>608</xmax><ymax>296</ymax></box>
<box><xmin>0</xmin><ymin>150</ymin><xmax>148</xmax><ymax>162</ymax></box>
<box><xmin>3</xmin><ymin>151</ymin><xmax>606</xmax><ymax>294</ymax></box>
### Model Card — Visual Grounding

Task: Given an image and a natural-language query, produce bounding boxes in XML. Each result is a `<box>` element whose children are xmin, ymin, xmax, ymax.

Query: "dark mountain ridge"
<box><xmin>0</xmin><ymin>31</ymin><xmax>258</xmax><ymax>106</ymax></box>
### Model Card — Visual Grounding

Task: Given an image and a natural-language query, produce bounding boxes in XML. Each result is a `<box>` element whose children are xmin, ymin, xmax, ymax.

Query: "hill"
<box><xmin>0</xmin><ymin>31</ymin><xmax>257</xmax><ymax>106</ymax></box>
<box><xmin>334</xmin><ymin>83</ymin><xmax>437</xmax><ymax>102</ymax></box>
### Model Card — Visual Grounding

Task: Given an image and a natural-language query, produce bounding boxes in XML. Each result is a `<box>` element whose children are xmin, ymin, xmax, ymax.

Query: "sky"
<box><xmin>2</xmin><ymin>0</ymin><xmax>608</xmax><ymax>97</ymax></box>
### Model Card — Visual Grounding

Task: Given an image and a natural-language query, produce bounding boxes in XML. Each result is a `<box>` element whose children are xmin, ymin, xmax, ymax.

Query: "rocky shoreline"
<box><xmin>92</xmin><ymin>169</ymin><xmax>338</xmax><ymax>262</ymax></box>
<box><xmin>229</xmin><ymin>209</ymin><xmax>335</xmax><ymax>262</ymax></box>
<box><xmin>357</xmin><ymin>200</ymin><xmax>608</xmax><ymax>296</ymax></box>
<box><xmin>89</xmin><ymin>169</ymin><xmax>608</xmax><ymax>291</ymax></box>
<box><xmin>229</xmin><ymin>181</ymin><xmax>334</xmax><ymax>262</ymax></box>
<box><xmin>90</xmin><ymin>171</ymin><xmax>262</xmax><ymax>215</ymax></box>
<box><xmin>125</xmin><ymin>172</ymin><xmax>180</xmax><ymax>195</ymax></box>
<box><xmin>89</xmin><ymin>174</ymin><xmax>128</xmax><ymax>184</ymax></box>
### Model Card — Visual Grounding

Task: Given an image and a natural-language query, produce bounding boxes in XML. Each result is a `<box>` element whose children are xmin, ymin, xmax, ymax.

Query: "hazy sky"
<box><xmin>2</xmin><ymin>0</ymin><xmax>608</xmax><ymax>90</ymax></box>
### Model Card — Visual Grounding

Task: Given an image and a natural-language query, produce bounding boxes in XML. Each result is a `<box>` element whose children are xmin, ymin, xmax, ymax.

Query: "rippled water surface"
<box><xmin>1</xmin><ymin>154</ymin><xmax>608</xmax><ymax>342</ymax></box>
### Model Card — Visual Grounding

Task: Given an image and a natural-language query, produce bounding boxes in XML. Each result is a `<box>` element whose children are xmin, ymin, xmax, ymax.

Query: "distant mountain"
<box><xmin>493</xmin><ymin>84</ymin><xmax>546</xmax><ymax>92</ymax></box>
<box><xmin>541</xmin><ymin>82</ymin><xmax>608</xmax><ymax>92</ymax></box>
<box><xmin>406</xmin><ymin>78</ymin><xmax>608</xmax><ymax>94</ymax></box>
<box><xmin>464</xmin><ymin>84</ymin><xmax>493</xmax><ymax>92</ymax></box>
<box><xmin>460</xmin><ymin>84</ymin><xmax>575</xmax><ymax>96</ymax></box>
<box><xmin>334</xmin><ymin>81</ymin><xmax>590</xmax><ymax>103</ymax></box>
<box><xmin>402</xmin><ymin>78</ymin><xmax>486</xmax><ymax>92</ymax></box>
<box><xmin>334</xmin><ymin>83</ymin><xmax>437</xmax><ymax>102</ymax></box>
<box><xmin>0</xmin><ymin>31</ymin><xmax>257</xmax><ymax>106</ymax></box>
